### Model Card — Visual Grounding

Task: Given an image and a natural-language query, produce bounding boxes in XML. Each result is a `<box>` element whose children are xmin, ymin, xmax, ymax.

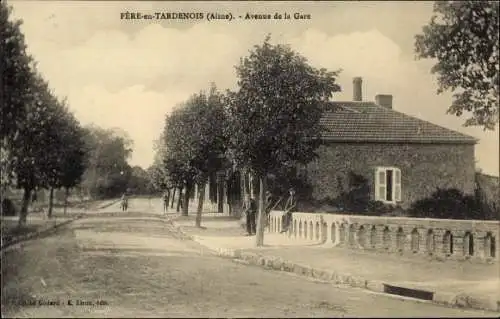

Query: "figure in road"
<box><xmin>281</xmin><ymin>188</ymin><xmax>297</xmax><ymax>233</ymax></box>
<box><xmin>243</xmin><ymin>195</ymin><xmax>257</xmax><ymax>236</ymax></box>
<box><xmin>121</xmin><ymin>193</ymin><xmax>128</xmax><ymax>212</ymax></box>
<box><xmin>163</xmin><ymin>190</ymin><xmax>170</xmax><ymax>214</ymax></box>
<box><xmin>176</xmin><ymin>189</ymin><xmax>184</xmax><ymax>212</ymax></box>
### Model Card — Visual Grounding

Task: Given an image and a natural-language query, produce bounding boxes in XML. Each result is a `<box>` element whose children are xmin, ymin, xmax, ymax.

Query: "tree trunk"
<box><xmin>47</xmin><ymin>187</ymin><xmax>55</xmax><ymax>219</ymax></box>
<box><xmin>176</xmin><ymin>187</ymin><xmax>183</xmax><ymax>212</ymax></box>
<box><xmin>249</xmin><ymin>171</ymin><xmax>254</xmax><ymax>199</ymax></box>
<box><xmin>217</xmin><ymin>177</ymin><xmax>224</xmax><ymax>214</ymax></box>
<box><xmin>171</xmin><ymin>188</ymin><xmax>176</xmax><ymax>208</ymax></box>
<box><xmin>64</xmin><ymin>187</ymin><xmax>69</xmax><ymax>215</ymax></box>
<box><xmin>255</xmin><ymin>175</ymin><xmax>267</xmax><ymax>247</ymax></box>
<box><xmin>18</xmin><ymin>188</ymin><xmax>32</xmax><ymax>227</ymax></box>
<box><xmin>182</xmin><ymin>183</ymin><xmax>191</xmax><ymax>216</ymax></box>
<box><xmin>195</xmin><ymin>183</ymin><xmax>205</xmax><ymax>227</ymax></box>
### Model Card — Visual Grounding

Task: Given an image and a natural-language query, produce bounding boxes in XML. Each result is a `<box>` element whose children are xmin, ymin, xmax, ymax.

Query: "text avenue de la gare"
<box><xmin>120</xmin><ymin>12</ymin><xmax>312</xmax><ymax>22</ymax></box>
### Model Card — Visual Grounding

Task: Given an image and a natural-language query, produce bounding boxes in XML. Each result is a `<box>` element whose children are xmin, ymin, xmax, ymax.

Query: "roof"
<box><xmin>319</xmin><ymin>101</ymin><xmax>478</xmax><ymax>144</ymax></box>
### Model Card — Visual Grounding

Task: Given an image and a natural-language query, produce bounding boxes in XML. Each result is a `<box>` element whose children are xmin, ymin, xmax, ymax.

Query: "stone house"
<box><xmin>197</xmin><ymin>77</ymin><xmax>478</xmax><ymax>214</ymax></box>
<box><xmin>305</xmin><ymin>77</ymin><xmax>477</xmax><ymax>209</ymax></box>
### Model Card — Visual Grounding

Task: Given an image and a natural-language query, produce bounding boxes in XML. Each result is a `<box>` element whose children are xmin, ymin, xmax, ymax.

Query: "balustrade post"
<box><xmin>474</xmin><ymin>231</ymin><xmax>487</xmax><ymax>259</ymax></box>
<box><xmin>401</xmin><ymin>226</ymin><xmax>413</xmax><ymax>253</ymax></box>
<box><xmin>348</xmin><ymin>224</ymin><xmax>357</xmax><ymax>248</ymax></box>
<box><xmin>373</xmin><ymin>225</ymin><xmax>385</xmax><ymax>250</ymax></box>
<box><xmin>416</xmin><ymin>229</ymin><xmax>427</xmax><ymax>254</ymax></box>
<box><xmin>452</xmin><ymin>230</ymin><xmax>465</xmax><ymax>259</ymax></box>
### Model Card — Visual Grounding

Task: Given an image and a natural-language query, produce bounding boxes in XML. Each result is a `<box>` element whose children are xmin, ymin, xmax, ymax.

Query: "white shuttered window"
<box><xmin>375</xmin><ymin>167</ymin><xmax>402</xmax><ymax>204</ymax></box>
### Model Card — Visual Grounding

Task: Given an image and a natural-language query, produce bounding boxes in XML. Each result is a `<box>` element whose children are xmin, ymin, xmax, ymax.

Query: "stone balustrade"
<box><xmin>268</xmin><ymin>211</ymin><xmax>499</xmax><ymax>263</ymax></box>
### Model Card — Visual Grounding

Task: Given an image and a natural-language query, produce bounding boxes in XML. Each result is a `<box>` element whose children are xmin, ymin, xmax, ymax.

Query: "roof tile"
<box><xmin>320</xmin><ymin>102</ymin><xmax>477</xmax><ymax>144</ymax></box>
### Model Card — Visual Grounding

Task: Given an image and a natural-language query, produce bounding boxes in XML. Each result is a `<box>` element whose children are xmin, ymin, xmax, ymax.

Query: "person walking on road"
<box><xmin>281</xmin><ymin>188</ymin><xmax>297</xmax><ymax>233</ymax></box>
<box><xmin>121</xmin><ymin>193</ymin><xmax>128</xmax><ymax>212</ymax></box>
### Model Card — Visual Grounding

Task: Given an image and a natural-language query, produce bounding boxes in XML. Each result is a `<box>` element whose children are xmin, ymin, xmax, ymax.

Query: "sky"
<box><xmin>9</xmin><ymin>0</ymin><xmax>499</xmax><ymax>176</ymax></box>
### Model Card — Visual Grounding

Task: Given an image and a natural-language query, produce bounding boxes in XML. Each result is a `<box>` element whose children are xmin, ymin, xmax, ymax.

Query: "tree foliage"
<box><xmin>0</xmin><ymin>1</ymin><xmax>32</xmax><ymax>142</ymax></box>
<box><xmin>127</xmin><ymin>165</ymin><xmax>150</xmax><ymax>194</ymax></box>
<box><xmin>158</xmin><ymin>85</ymin><xmax>229</xmax><ymax>218</ymax></box>
<box><xmin>3</xmin><ymin>67</ymin><xmax>88</xmax><ymax>223</ymax></box>
<box><xmin>1</xmin><ymin>2</ymin><xmax>35</xmax><ymax>189</ymax></box>
<box><xmin>226</xmin><ymin>35</ymin><xmax>342</xmax><ymax>177</ymax></box>
<box><xmin>147</xmin><ymin>135</ymin><xmax>174</xmax><ymax>193</ymax></box>
<box><xmin>226</xmin><ymin>35</ymin><xmax>342</xmax><ymax>246</ymax></box>
<box><xmin>415</xmin><ymin>1</ymin><xmax>499</xmax><ymax>129</ymax></box>
<box><xmin>79</xmin><ymin>125</ymin><xmax>133</xmax><ymax>199</ymax></box>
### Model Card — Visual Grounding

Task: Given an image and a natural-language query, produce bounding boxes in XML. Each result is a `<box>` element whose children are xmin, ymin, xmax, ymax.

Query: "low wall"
<box><xmin>268</xmin><ymin>211</ymin><xmax>499</xmax><ymax>263</ymax></box>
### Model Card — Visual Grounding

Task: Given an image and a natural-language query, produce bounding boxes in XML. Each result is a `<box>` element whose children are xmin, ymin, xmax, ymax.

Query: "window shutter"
<box><xmin>375</xmin><ymin>168</ymin><xmax>387</xmax><ymax>201</ymax></box>
<box><xmin>394</xmin><ymin>168</ymin><xmax>402</xmax><ymax>202</ymax></box>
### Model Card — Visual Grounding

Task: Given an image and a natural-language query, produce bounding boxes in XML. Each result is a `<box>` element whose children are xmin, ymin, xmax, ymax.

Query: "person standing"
<box><xmin>244</xmin><ymin>195</ymin><xmax>257</xmax><ymax>236</ymax></box>
<box><xmin>281</xmin><ymin>188</ymin><xmax>297</xmax><ymax>233</ymax></box>
<box><xmin>163</xmin><ymin>190</ymin><xmax>170</xmax><ymax>214</ymax></box>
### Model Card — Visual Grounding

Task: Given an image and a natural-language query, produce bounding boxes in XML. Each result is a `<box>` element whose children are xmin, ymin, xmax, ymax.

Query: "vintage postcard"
<box><xmin>1</xmin><ymin>0</ymin><xmax>499</xmax><ymax>318</ymax></box>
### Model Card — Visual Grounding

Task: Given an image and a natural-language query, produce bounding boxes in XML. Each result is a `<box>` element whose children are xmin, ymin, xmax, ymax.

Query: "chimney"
<box><xmin>375</xmin><ymin>94</ymin><xmax>393</xmax><ymax>109</ymax></box>
<box><xmin>353</xmin><ymin>77</ymin><xmax>362</xmax><ymax>101</ymax></box>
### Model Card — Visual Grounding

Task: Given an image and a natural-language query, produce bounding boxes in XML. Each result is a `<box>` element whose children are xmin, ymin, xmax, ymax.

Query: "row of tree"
<box><xmin>1</xmin><ymin>3</ymin><xmax>150</xmax><ymax>225</ymax></box>
<box><xmin>1</xmin><ymin>2</ymin><xmax>87</xmax><ymax>225</ymax></box>
<box><xmin>149</xmin><ymin>35</ymin><xmax>342</xmax><ymax>246</ymax></box>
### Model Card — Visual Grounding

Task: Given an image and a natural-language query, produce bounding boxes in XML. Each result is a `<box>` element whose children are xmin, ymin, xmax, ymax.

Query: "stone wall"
<box><xmin>306</xmin><ymin>142</ymin><xmax>476</xmax><ymax>208</ymax></box>
<box><xmin>268</xmin><ymin>211</ymin><xmax>499</xmax><ymax>263</ymax></box>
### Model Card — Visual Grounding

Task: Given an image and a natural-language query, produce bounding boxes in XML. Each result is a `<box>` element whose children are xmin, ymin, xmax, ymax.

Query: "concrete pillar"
<box><xmin>348</xmin><ymin>224</ymin><xmax>357</xmax><ymax>248</ymax></box>
<box><xmin>416</xmin><ymin>229</ymin><xmax>427</xmax><ymax>254</ymax></box>
<box><xmin>425</xmin><ymin>229</ymin><xmax>436</xmax><ymax>255</ymax></box>
<box><xmin>474</xmin><ymin>231</ymin><xmax>487</xmax><ymax>259</ymax></box>
<box><xmin>381</xmin><ymin>226</ymin><xmax>392</xmax><ymax>251</ymax></box>
<box><xmin>433</xmin><ymin>229</ymin><xmax>445</xmax><ymax>257</ymax></box>
<box><xmin>394</xmin><ymin>227</ymin><xmax>405</xmax><ymax>253</ymax></box>
<box><xmin>452</xmin><ymin>230</ymin><xmax>466</xmax><ymax>258</ymax></box>
<box><xmin>322</xmin><ymin>221</ymin><xmax>331</xmax><ymax>243</ymax></box>
<box><xmin>357</xmin><ymin>225</ymin><xmax>368</xmax><ymax>249</ymax></box>
<box><xmin>373</xmin><ymin>225</ymin><xmax>385</xmax><ymax>251</ymax></box>
<box><xmin>338</xmin><ymin>223</ymin><xmax>347</xmax><ymax>246</ymax></box>
<box><xmin>308</xmin><ymin>220</ymin><xmax>313</xmax><ymax>241</ymax></box>
<box><xmin>302</xmin><ymin>220</ymin><xmax>306</xmax><ymax>240</ymax></box>
<box><xmin>404</xmin><ymin>227</ymin><xmax>414</xmax><ymax>253</ymax></box>
<box><xmin>314</xmin><ymin>220</ymin><xmax>320</xmax><ymax>242</ymax></box>
<box><xmin>334</xmin><ymin>223</ymin><xmax>340</xmax><ymax>245</ymax></box>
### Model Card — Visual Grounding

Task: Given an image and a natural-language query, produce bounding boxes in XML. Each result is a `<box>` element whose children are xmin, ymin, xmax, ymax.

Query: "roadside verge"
<box><xmin>1</xmin><ymin>199</ymin><xmax>119</xmax><ymax>252</ymax></box>
<box><xmin>0</xmin><ymin>215</ymin><xmax>82</xmax><ymax>251</ymax></box>
<box><xmin>171</xmin><ymin>219</ymin><xmax>500</xmax><ymax>313</ymax></box>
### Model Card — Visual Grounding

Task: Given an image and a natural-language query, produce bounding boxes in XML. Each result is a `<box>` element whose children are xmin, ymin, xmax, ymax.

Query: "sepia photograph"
<box><xmin>1</xmin><ymin>0</ymin><xmax>499</xmax><ymax>317</ymax></box>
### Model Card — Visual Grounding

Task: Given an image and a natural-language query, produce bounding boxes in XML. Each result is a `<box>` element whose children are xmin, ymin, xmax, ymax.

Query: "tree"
<box><xmin>79</xmin><ymin>125</ymin><xmax>133</xmax><ymax>199</ymax></box>
<box><xmin>226</xmin><ymin>35</ymin><xmax>341</xmax><ymax>246</ymax></box>
<box><xmin>11</xmin><ymin>72</ymin><xmax>60</xmax><ymax>226</ymax></box>
<box><xmin>415</xmin><ymin>1</ymin><xmax>499</xmax><ymax>130</ymax></box>
<box><xmin>161</xmin><ymin>87</ymin><xmax>228</xmax><ymax>222</ymax></box>
<box><xmin>162</xmin><ymin>104</ymin><xmax>199</xmax><ymax>216</ymax></box>
<box><xmin>175</xmin><ymin>85</ymin><xmax>228</xmax><ymax>227</ymax></box>
<box><xmin>128</xmin><ymin>166</ymin><xmax>150</xmax><ymax>195</ymax></box>
<box><xmin>148</xmin><ymin>136</ymin><xmax>174</xmax><ymax>195</ymax></box>
<box><xmin>1</xmin><ymin>2</ymin><xmax>33</xmax><ymax>190</ymax></box>
<box><xmin>46</xmin><ymin>101</ymin><xmax>86</xmax><ymax>216</ymax></box>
